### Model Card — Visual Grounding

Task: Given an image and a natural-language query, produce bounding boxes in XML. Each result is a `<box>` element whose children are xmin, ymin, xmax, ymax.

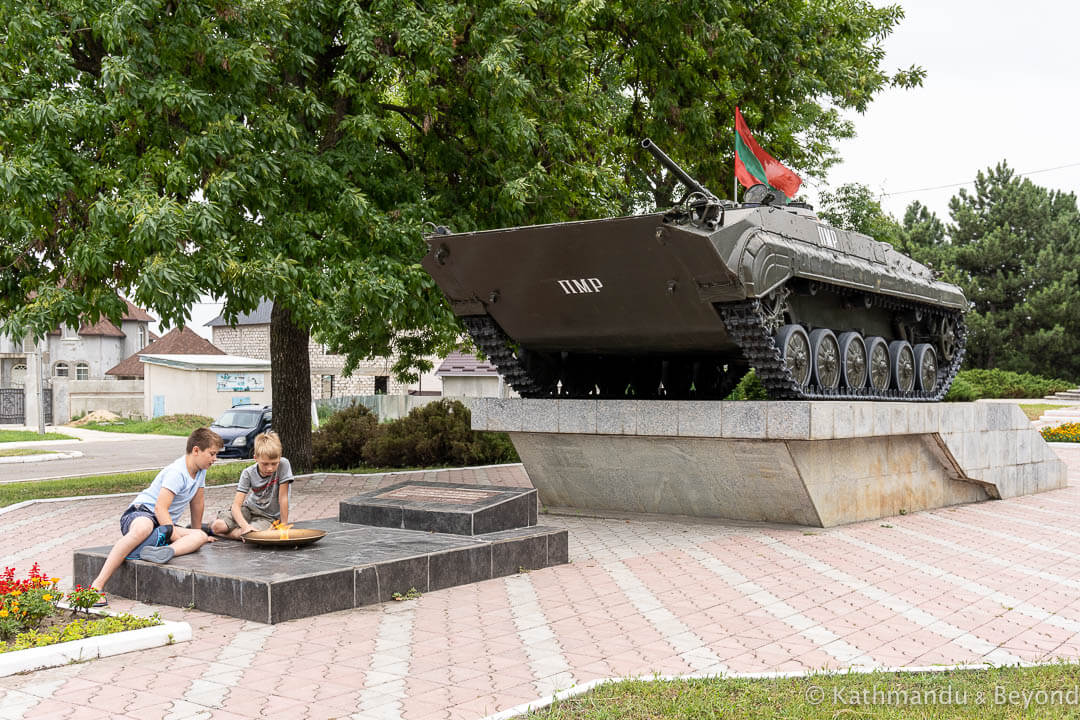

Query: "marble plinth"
<box><xmin>467</xmin><ymin>399</ymin><xmax>1067</xmax><ymax>527</ymax></box>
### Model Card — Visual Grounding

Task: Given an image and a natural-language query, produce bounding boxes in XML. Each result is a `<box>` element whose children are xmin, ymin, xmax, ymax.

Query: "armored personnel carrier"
<box><xmin>422</xmin><ymin>141</ymin><xmax>967</xmax><ymax>401</ymax></box>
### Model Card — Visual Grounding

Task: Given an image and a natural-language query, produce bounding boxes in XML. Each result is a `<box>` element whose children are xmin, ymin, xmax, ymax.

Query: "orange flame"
<box><xmin>272</xmin><ymin>520</ymin><xmax>294</xmax><ymax>540</ymax></box>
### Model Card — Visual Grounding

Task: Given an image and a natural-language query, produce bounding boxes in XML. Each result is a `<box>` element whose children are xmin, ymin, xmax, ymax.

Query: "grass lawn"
<box><xmin>0</xmin><ymin>430</ymin><xmax>77</xmax><ymax>443</ymax></box>
<box><xmin>1018</xmin><ymin>403</ymin><xmax>1070</xmax><ymax>421</ymax></box>
<box><xmin>0</xmin><ymin>463</ymin><xmax>246</xmax><ymax>508</ymax></box>
<box><xmin>527</xmin><ymin>666</ymin><xmax>1080</xmax><ymax>719</ymax></box>
<box><xmin>0</xmin><ymin>448</ymin><xmax>60</xmax><ymax>458</ymax></box>
<box><xmin>75</xmin><ymin>414</ymin><xmax>213</xmax><ymax>436</ymax></box>
<box><xmin>0</xmin><ymin>462</ymin><xmax>454</xmax><ymax>507</ymax></box>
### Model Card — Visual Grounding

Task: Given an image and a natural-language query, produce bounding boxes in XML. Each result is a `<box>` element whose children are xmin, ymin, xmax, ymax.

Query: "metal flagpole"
<box><xmin>733</xmin><ymin>112</ymin><xmax>738</xmax><ymax>202</ymax></box>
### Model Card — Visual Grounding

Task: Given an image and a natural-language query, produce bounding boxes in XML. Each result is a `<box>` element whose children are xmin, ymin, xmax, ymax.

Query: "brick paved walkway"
<box><xmin>2</xmin><ymin>450</ymin><xmax>1080</xmax><ymax>719</ymax></box>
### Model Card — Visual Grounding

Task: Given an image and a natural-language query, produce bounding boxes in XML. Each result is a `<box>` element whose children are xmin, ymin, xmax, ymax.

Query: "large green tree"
<box><xmin>946</xmin><ymin>163</ymin><xmax>1080</xmax><ymax>379</ymax></box>
<box><xmin>0</xmin><ymin>0</ymin><xmax>919</xmax><ymax>470</ymax></box>
<box><xmin>818</xmin><ymin>182</ymin><xmax>904</xmax><ymax>246</ymax></box>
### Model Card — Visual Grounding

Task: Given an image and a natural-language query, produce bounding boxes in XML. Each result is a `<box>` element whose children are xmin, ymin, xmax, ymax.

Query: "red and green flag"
<box><xmin>734</xmin><ymin>107</ymin><xmax>802</xmax><ymax>201</ymax></box>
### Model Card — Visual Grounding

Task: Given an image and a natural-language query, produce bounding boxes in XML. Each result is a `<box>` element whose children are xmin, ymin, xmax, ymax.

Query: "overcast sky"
<box><xmin>806</xmin><ymin>0</ymin><xmax>1080</xmax><ymax>223</ymax></box>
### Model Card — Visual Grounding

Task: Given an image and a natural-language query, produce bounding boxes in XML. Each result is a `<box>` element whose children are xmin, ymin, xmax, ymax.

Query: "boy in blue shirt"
<box><xmin>89</xmin><ymin>427</ymin><xmax>223</xmax><ymax>603</ymax></box>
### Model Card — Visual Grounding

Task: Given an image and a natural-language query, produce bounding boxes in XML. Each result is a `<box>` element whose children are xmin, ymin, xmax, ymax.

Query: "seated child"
<box><xmin>209</xmin><ymin>431</ymin><xmax>294</xmax><ymax>539</ymax></box>
<box><xmin>90</xmin><ymin>427</ymin><xmax>223</xmax><ymax>602</ymax></box>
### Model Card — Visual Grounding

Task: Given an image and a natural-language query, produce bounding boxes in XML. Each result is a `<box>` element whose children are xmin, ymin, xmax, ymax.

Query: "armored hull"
<box><xmin>423</xmin><ymin>202</ymin><xmax>967</xmax><ymax>401</ymax></box>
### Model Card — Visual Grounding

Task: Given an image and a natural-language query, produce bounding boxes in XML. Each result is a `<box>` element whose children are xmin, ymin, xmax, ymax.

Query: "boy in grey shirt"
<box><xmin>209</xmin><ymin>431</ymin><xmax>294</xmax><ymax>538</ymax></box>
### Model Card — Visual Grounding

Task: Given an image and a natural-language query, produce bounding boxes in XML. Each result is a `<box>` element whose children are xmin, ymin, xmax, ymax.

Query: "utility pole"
<box><xmin>35</xmin><ymin>349</ymin><xmax>45</xmax><ymax>434</ymax></box>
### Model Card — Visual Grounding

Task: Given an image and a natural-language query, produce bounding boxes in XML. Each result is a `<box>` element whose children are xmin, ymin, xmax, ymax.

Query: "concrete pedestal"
<box><xmin>468</xmin><ymin>399</ymin><xmax>1067</xmax><ymax>528</ymax></box>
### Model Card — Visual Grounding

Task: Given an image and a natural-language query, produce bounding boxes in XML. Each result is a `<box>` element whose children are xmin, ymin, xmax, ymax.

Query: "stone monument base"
<box><xmin>74</xmin><ymin>483</ymin><xmax>564</xmax><ymax>623</ymax></box>
<box><xmin>468</xmin><ymin>399</ymin><xmax>1066</xmax><ymax>528</ymax></box>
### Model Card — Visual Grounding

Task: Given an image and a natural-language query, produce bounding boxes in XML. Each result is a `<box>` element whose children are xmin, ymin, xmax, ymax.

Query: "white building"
<box><xmin>141</xmin><ymin>354</ymin><xmax>272</xmax><ymax>419</ymax></box>
<box><xmin>0</xmin><ymin>300</ymin><xmax>155</xmax><ymax>388</ymax></box>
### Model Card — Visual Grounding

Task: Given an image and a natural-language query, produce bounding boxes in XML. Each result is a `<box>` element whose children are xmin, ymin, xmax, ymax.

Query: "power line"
<box><xmin>881</xmin><ymin>161</ymin><xmax>1080</xmax><ymax>197</ymax></box>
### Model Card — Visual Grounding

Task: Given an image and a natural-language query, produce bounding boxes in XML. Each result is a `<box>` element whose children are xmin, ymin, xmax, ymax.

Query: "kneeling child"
<box><xmin>210</xmin><ymin>432</ymin><xmax>294</xmax><ymax>538</ymax></box>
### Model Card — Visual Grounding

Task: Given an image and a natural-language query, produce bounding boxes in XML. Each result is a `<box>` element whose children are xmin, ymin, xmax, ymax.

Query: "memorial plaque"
<box><xmin>378</xmin><ymin>486</ymin><xmax>500</xmax><ymax>504</ymax></box>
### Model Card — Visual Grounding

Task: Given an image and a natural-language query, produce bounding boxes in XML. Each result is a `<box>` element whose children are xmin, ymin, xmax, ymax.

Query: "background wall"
<box><xmin>144</xmin><ymin>364</ymin><xmax>272</xmax><ymax>419</ymax></box>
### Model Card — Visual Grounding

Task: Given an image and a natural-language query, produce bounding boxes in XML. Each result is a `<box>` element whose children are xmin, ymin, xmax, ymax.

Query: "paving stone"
<box><xmin>11</xmin><ymin>445</ymin><xmax>1071</xmax><ymax>720</ymax></box>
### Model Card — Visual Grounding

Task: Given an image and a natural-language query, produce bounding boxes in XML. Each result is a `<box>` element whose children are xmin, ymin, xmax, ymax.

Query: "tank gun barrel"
<box><xmin>641</xmin><ymin>138</ymin><xmax>718</xmax><ymax>202</ymax></box>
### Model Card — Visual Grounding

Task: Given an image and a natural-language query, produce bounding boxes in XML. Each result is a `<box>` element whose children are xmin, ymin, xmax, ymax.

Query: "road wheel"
<box><xmin>837</xmin><ymin>331</ymin><xmax>867</xmax><ymax>389</ymax></box>
<box><xmin>913</xmin><ymin>343</ymin><xmax>938</xmax><ymax>393</ymax></box>
<box><xmin>776</xmin><ymin>324</ymin><xmax>811</xmax><ymax>389</ymax></box>
<box><xmin>889</xmin><ymin>340</ymin><xmax>915</xmax><ymax>392</ymax></box>
<box><xmin>865</xmin><ymin>336</ymin><xmax>890</xmax><ymax>391</ymax></box>
<box><xmin>809</xmin><ymin>329</ymin><xmax>841</xmax><ymax>390</ymax></box>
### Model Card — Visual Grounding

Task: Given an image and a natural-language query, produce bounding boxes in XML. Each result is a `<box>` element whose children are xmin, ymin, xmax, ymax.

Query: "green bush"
<box><xmin>363</xmin><ymin>399</ymin><xmax>519</xmax><ymax>468</ymax></box>
<box><xmin>315</xmin><ymin>403</ymin><xmax>336</xmax><ymax>424</ymax></box>
<box><xmin>943</xmin><ymin>375</ymin><xmax>978</xmax><ymax>402</ymax></box>
<box><xmin>467</xmin><ymin>430</ymin><xmax>520</xmax><ymax>465</ymax></box>
<box><xmin>951</xmin><ymin>369</ymin><xmax>1072</xmax><ymax>400</ymax></box>
<box><xmin>725</xmin><ymin>369</ymin><xmax>769</xmax><ymax>401</ymax></box>
<box><xmin>311</xmin><ymin>404</ymin><xmax>379</xmax><ymax>469</ymax></box>
<box><xmin>312</xmin><ymin>400</ymin><xmax>519</xmax><ymax>470</ymax></box>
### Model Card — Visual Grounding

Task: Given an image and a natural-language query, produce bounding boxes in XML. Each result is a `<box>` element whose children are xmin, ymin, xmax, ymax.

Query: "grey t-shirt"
<box><xmin>237</xmin><ymin>457</ymin><xmax>294</xmax><ymax>519</ymax></box>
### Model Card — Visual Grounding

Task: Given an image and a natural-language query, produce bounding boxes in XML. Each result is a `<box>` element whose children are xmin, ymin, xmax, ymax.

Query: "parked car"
<box><xmin>210</xmin><ymin>404</ymin><xmax>272</xmax><ymax>459</ymax></box>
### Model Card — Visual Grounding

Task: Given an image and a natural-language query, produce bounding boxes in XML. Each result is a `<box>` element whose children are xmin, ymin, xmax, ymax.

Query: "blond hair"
<box><xmin>253</xmin><ymin>431</ymin><xmax>282</xmax><ymax>460</ymax></box>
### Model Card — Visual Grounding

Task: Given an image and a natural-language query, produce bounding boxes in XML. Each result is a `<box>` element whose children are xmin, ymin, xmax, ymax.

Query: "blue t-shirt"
<box><xmin>132</xmin><ymin>456</ymin><xmax>206</xmax><ymax>524</ymax></box>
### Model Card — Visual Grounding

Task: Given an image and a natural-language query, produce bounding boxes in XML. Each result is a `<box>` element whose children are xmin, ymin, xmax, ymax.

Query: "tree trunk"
<box><xmin>270</xmin><ymin>301</ymin><xmax>313</xmax><ymax>474</ymax></box>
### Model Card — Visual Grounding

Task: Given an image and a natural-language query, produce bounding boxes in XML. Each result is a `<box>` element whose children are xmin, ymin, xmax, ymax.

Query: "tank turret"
<box><xmin>422</xmin><ymin>142</ymin><xmax>966</xmax><ymax>401</ymax></box>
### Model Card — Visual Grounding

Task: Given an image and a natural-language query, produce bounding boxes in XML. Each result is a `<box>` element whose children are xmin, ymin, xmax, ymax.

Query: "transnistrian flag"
<box><xmin>734</xmin><ymin>106</ymin><xmax>802</xmax><ymax>200</ymax></box>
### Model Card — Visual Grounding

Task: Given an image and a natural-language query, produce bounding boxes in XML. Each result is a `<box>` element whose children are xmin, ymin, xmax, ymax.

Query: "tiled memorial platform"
<box><xmin>73</xmin><ymin>483</ymin><xmax>565</xmax><ymax>624</ymax></box>
<box><xmin>340</xmin><ymin>480</ymin><xmax>537</xmax><ymax>534</ymax></box>
<box><xmin>468</xmin><ymin>399</ymin><xmax>1068</xmax><ymax>527</ymax></box>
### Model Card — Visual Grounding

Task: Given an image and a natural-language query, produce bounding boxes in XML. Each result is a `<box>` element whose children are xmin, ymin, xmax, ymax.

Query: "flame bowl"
<box><xmin>240</xmin><ymin>528</ymin><xmax>327</xmax><ymax>547</ymax></box>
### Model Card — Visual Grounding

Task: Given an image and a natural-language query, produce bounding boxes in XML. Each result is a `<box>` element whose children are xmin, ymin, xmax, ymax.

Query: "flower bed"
<box><xmin>1041</xmin><ymin>422</ymin><xmax>1080</xmax><ymax>443</ymax></box>
<box><xmin>1</xmin><ymin>565</ymin><xmax>161</xmax><ymax>650</ymax></box>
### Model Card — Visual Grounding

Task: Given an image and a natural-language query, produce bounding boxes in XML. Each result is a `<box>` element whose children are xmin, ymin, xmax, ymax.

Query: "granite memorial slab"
<box><xmin>74</xmin><ymin>518</ymin><xmax>567</xmax><ymax>624</ymax></box>
<box><xmin>339</xmin><ymin>481</ymin><xmax>537</xmax><ymax>535</ymax></box>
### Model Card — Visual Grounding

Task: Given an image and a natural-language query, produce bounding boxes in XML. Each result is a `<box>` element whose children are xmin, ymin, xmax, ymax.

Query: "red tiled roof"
<box><xmin>123</xmin><ymin>299</ymin><xmax>156</xmax><ymax>323</ymax></box>
<box><xmin>73</xmin><ymin>318</ymin><xmax>126</xmax><ymax>338</ymax></box>
<box><xmin>435</xmin><ymin>350</ymin><xmax>500</xmax><ymax>376</ymax></box>
<box><xmin>48</xmin><ymin>297</ymin><xmax>155</xmax><ymax>337</ymax></box>
<box><xmin>106</xmin><ymin>327</ymin><xmax>224</xmax><ymax>378</ymax></box>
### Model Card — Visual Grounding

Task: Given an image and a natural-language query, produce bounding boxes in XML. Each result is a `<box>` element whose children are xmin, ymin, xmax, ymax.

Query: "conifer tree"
<box><xmin>947</xmin><ymin>163</ymin><xmax>1080</xmax><ymax>379</ymax></box>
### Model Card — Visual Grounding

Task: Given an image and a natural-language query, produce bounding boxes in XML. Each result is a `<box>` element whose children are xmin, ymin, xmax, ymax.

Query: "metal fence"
<box><xmin>315</xmin><ymin>394</ymin><xmax>440</xmax><ymax>423</ymax></box>
<box><xmin>0</xmin><ymin>387</ymin><xmax>24</xmax><ymax>424</ymax></box>
<box><xmin>0</xmin><ymin>385</ymin><xmax>52</xmax><ymax>425</ymax></box>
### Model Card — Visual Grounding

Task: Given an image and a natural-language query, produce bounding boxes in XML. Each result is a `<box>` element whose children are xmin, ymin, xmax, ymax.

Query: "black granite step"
<box><xmin>339</xmin><ymin>481</ymin><xmax>537</xmax><ymax>535</ymax></box>
<box><xmin>73</xmin><ymin>519</ymin><xmax>567</xmax><ymax>624</ymax></box>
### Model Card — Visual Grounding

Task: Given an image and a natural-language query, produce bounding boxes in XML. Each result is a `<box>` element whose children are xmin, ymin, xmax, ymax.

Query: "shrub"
<box><xmin>363</xmin><ymin>400</ymin><xmax>519</xmax><ymax>468</ymax></box>
<box><xmin>311</xmin><ymin>404</ymin><xmax>379</xmax><ymax>470</ymax></box>
<box><xmin>951</xmin><ymin>369</ymin><xmax>1072</xmax><ymax>400</ymax></box>
<box><xmin>467</xmin><ymin>430</ymin><xmax>520</xmax><ymax>465</ymax></box>
<box><xmin>943</xmin><ymin>375</ymin><xmax>978</xmax><ymax>402</ymax></box>
<box><xmin>315</xmin><ymin>403</ymin><xmax>336</xmax><ymax>424</ymax></box>
<box><xmin>725</xmin><ymin>369</ymin><xmax>769</xmax><ymax>401</ymax></box>
<box><xmin>312</xmin><ymin>399</ymin><xmax>520</xmax><ymax>470</ymax></box>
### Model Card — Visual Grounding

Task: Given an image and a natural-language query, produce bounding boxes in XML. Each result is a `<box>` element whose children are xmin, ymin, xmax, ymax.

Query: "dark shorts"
<box><xmin>120</xmin><ymin>504</ymin><xmax>170</xmax><ymax>560</ymax></box>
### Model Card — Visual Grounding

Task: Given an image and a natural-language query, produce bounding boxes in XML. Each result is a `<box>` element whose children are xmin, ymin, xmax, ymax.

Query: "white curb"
<box><xmin>0</xmin><ymin>611</ymin><xmax>191</xmax><ymax>678</ymax></box>
<box><xmin>0</xmin><ymin>451</ymin><xmax>83</xmax><ymax>465</ymax></box>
